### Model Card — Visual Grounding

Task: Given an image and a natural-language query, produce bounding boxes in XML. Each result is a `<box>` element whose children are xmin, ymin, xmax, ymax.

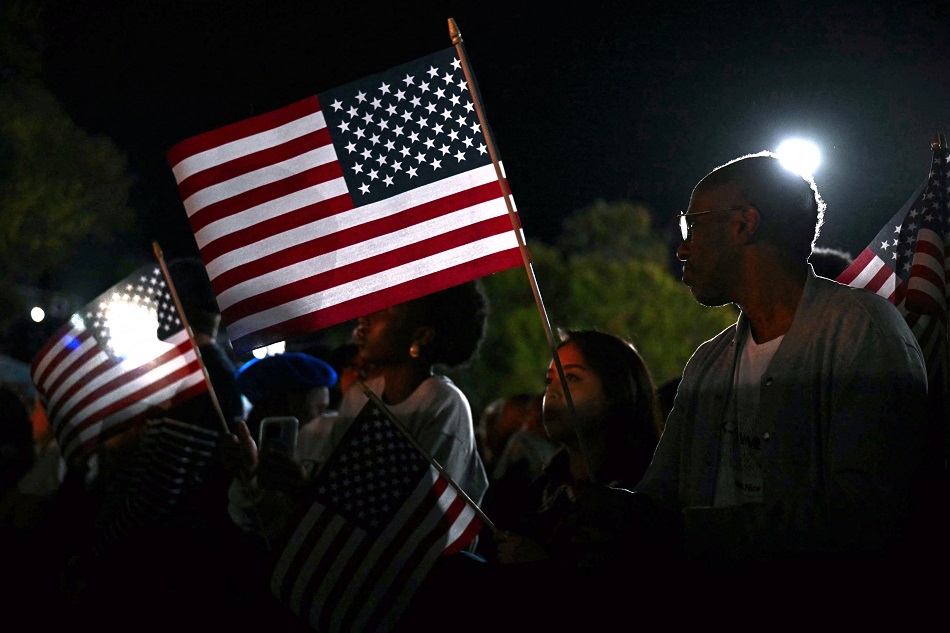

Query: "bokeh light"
<box><xmin>776</xmin><ymin>139</ymin><xmax>821</xmax><ymax>178</ymax></box>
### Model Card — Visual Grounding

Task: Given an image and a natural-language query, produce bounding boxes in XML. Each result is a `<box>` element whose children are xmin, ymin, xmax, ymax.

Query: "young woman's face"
<box><xmin>542</xmin><ymin>341</ymin><xmax>608</xmax><ymax>444</ymax></box>
<box><xmin>351</xmin><ymin>304</ymin><xmax>415</xmax><ymax>367</ymax></box>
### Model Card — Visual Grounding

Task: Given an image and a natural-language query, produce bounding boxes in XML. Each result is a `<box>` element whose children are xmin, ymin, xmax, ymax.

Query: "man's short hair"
<box><xmin>701</xmin><ymin>151</ymin><xmax>825</xmax><ymax>261</ymax></box>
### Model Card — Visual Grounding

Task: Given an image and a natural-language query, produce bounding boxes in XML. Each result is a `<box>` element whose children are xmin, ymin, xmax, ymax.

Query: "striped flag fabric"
<box><xmin>270</xmin><ymin>397</ymin><xmax>482</xmax><ymax>633</ymax></box>
<box><xmin>167</xmin><ymin>46</ymin><xmax>524</xmax><ymax>355</ymax></box>
<box><xmin>29</xmin><ymin>264</ymin><xmax>208</xmax><ymax>463</ymax></box>
<box><xmin>93</xmin><ymin>416</ymin><xmax>220</xmax><ymax>553</ymax></box>
<box><xmin>836</xmin><ymin>143</ymin><xmax>949</xmax><ymax>380</ymax></box>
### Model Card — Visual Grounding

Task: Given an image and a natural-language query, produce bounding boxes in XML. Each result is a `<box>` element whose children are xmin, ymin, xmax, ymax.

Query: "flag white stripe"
<box><xmin>183</xmin><ymin>144</ymin><xmax>339</xmax><ymax>217</ymax></box>
<box><xmin>304</xmin><ymin>518</ymin><xmax>366</xmax><ymax>627</ymax></box>
<box><xmin>204</xmin><ymin>162</ymin><xmax>505</xmax><ymax>280</ymax></box>
<box><xmin>32</xmin><ymin>324</ymin><xmax>85</xmax><ymax>384</ymax></box>
<box><xmin>216</xmin><ymin>196</ymin><xmax>513</xmax><ymax>310</ymax></box>
<box><xmin>290</xmin><ymin>504</ymin><xmax>363</xmax><ymax>617</ymax></box>
<box><xmin>270</xmin><ymin>500</ymin><xmax>325</xmax><ymax>601</ymax></box>
<box><xmin>69</xmin><ymin>370</ymin><xmax>205</xmax><ymax>454</ymax></box>
<box><xmin>850</xmin><ymin>255</ymin><xmax>893</xmax><ymax>296</ymax></box>
<box><xmin>55</xmin><ymin>330</ymin><xmax>195</xmax><ymax>423</ymax></box>
<box><xmin>171</xmin><ymin>110</ymin><xmax>326</xmax><ymax>181</ymax></box>
<box><xmin>35</xmin><ymin>332</ymin><xmax>101</xmax><ymax>410</ymax></box>
<box><xmin>330</xmin><ymin>469</ymin><xmax>443</xmax><ymax>632</ymax></box>
<box><xmin>227</xmin><ymin>231</ymin><xmax>520</xmax><ymax>340</ymax></box>
<box><xmin>195</xmin><ymin>177</ymin><xmax>349</xmax><ymax>250</ymax></box>
<box><xmin>348</xmin><ymin>472</ymin><xmax>464</xmax><ymax>632</ymax></box>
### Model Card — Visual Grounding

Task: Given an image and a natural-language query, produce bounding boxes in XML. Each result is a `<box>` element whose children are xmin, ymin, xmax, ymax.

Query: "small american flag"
<box><xmin>167</xmin><ymin>46</ymin><xmax>523</xmax><ymax>355</ymax></box>
<box><xmin>270</xmin><ymin>398</ymin><xmax>482</xmax><ymax>633</ymax></box>
<box><xmin>29</xmin><ymin>264</ymin><xmax>208</xmax><ymax>463</ymax></box>
<box><xmin>836</xmin><ymin>143</ymin><xmax>950</xmax><ymax>381</ymax></box>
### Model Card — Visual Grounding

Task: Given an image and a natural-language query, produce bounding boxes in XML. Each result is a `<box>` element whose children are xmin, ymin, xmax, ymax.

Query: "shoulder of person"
<box><xmin>811</xmin><ymin>276</ymin><xmax>913</xmax><ymax>335</ymax></box>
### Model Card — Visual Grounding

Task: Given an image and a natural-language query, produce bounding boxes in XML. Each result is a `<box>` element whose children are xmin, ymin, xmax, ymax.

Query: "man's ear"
<box><xmin>735</xmin><ymin>205</ymin><xmax>761</xmax><ymax>244</ymax></box>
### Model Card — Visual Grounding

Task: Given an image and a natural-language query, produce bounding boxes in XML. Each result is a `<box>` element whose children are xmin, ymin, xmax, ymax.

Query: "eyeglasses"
<box><xmin>675</xmin><ymin>206</ymin><xmax>746</xmax><ymax>241</ymax></box>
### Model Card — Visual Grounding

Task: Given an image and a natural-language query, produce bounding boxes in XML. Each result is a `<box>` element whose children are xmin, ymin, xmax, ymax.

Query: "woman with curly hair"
<box><xmin>226</xmin><ymin>280</ymin><xmax>491</xmax><ymax>536</ymax></box>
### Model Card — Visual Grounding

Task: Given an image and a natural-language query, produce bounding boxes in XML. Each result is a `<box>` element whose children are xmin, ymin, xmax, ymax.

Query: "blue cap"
<box><xmin>235</xmin><ymin>352</ymin><xmax>338</xmax><ymax>406</ymax></box>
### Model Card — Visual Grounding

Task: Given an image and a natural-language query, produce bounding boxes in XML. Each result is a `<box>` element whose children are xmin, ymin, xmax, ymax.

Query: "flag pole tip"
<box><xmin>448</xmin><ymin>18</ymin><xmax>461</xmax><ymax>44</ymax></box>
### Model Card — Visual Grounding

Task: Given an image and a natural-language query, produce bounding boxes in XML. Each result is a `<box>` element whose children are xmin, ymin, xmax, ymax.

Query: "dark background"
<box><xmin>36</xmin><ymin>0</ymin><xmax>950</xmax><ymax>292</ymax></box>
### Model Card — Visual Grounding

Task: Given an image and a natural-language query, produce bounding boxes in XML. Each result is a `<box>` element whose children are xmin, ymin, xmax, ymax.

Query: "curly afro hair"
<box><xmin>408</xmin><ymin>280</ymin><xmax>490</xmax><ymax>368</ymax></box>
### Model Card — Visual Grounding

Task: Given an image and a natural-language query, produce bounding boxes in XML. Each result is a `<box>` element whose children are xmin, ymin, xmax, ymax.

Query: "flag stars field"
<box><xmin>323</xmin><ymin>55</ymin><xmax>484</xmax><ymax>198</ymax></box>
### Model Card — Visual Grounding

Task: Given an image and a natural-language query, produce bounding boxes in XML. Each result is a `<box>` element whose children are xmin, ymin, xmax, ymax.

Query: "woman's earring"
<box><xmin>409</xmin><ymin>343</ymin><xmax>420</xmax><ymax>358</ymax></box>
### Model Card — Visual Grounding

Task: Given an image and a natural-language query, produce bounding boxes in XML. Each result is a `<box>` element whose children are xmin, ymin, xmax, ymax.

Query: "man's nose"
<box><xmin>676</xmin><ymin>239</ymin><xmax>690</xmax><ymax>262</ymax></box>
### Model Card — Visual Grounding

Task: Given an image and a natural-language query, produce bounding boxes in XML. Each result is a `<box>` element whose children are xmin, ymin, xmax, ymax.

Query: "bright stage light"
<box><xmin>776</xmin><ymin>139</ymin><xmax>821</xmax><ymax>178</ymax></box>
<box><xmin>31</xmin><ymin>306</ymin><xmax>45</xmax><ymax>322</ymax></box>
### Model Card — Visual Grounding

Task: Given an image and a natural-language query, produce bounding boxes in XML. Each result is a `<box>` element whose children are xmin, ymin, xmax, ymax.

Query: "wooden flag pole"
<box><xmin>357</xmin><ymin>381</ymin><xmax>496</xmax><ymax>532</ymax></box>
<box><xmin>154</xmin><ymin>241</ymin><xmax>273</xmax><ymax>549</ymax></box>
<box><xmin>154</xmin><ymin>241</ymin><xmax>231</xmax><ymax>435</ymax></box>
<box><xmin>448</xmin><ymin>18</ymin><xmax>597</xmax><ymax>481</ymax></box>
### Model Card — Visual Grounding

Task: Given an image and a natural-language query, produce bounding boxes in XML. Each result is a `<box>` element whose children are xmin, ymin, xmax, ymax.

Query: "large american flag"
<box><xmin>836</xmin><ymin>144</ymin><xmax>949</xmax><ymax>381</ymax></box>
<box><xmin>29</xmin><ymin>264</ymin><xmax>208</xmax><ymax>463</ymax></box>
<box><xmin>167</xmin><ymin>46</ymin><xmax>524</xmax><ymax>355</ymax></box>
<box><xmin>270</xmin><ymin>398</ymin><xmax>482</xmax><ymax>633</ymax></box>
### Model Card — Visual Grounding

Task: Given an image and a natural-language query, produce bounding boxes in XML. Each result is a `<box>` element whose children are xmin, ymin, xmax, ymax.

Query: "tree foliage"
<box><xmin>0</xmin><ymin>1</ymin><xmax>135</xmax><ymax>327</ymax></box>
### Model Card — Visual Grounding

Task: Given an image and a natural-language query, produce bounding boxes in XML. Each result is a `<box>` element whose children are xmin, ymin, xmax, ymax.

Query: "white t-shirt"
<box><xmin>228</xmin><ymin>374</ymin><xmax>488</xmax><ymax>534</ymax></box>
<box><xmin>713</xmin><ymin>330</ymin><xmax>783</xmax><ymax>506</ymax></box>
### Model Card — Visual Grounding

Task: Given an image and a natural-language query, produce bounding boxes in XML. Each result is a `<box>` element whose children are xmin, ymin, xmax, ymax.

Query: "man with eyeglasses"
<box><xmin>633</xmin><ymin>151</ymin><xmax>931</xmax><ymax>591</ymax></box>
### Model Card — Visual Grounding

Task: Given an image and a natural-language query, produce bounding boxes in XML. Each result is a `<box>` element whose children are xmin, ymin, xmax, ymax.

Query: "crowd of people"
<box><xmin>2</xmin><ymin>151</ymin><xmax>948</xmax><ymax>629</ymax></box>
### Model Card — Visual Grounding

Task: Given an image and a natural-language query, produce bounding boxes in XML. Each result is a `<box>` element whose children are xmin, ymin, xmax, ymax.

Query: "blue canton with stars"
<box><xmin>311</xmin><ymin>399</ymin><xmax>429</xmax><ymax>534</ymax></box>
<box><xmin>319</xmin><ymin>47</ymin><xmax>490</xmax><ymax>206</ymax></box>
<box><xmin>868</xmin><ymin>149</ymin><xmax>950</xmax><ymax>284</ymax></box>
<box><xmin>80</xmin><ymin>266</ymin><xmax>183</xmax><ymax>359</ymax></box>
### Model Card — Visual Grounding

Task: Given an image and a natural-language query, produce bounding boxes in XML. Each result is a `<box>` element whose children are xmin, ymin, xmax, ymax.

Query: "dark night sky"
<box><xmin>36</xmin><ymin>1</ymin><xmax>950</xmax><ymax>297</ymax></box>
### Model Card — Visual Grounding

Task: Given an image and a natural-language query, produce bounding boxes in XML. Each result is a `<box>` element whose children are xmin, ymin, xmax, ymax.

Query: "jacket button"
<box><xmin>765</xmin><ymin>377</ymin><xmax>773</xmax><ymax>386</ymax></box>
<box><xmin>763</xmin><ymin>432</ymin><xmax>771</xmax><ymax>441</ymax></box>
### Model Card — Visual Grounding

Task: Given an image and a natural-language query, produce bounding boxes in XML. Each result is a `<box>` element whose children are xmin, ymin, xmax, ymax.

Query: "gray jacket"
<box><xmin>636</xmin><ymin>268</ymin><xmax>929</xmax><ymax>560</ymax></box>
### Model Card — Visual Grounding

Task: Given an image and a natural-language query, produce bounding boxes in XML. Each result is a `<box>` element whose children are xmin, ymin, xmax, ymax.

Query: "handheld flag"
<box><xmin>167</xmin><ymin>46</ymin><xmax>523</xmax><ymax>355</ymax></box>
<box><xmin>29</xmin><ymin>264</ymin><xmax>208</xmax><ymax>463</ymax></box>
<box><xmin>836</xmin><ymin>140</ymin><xmax>949</xmax><ymax>381</ymax></box>
<box><xmin>270</xmin><ymin>397</ymin><xmax>482</xmax><ymax>633</ymax></box>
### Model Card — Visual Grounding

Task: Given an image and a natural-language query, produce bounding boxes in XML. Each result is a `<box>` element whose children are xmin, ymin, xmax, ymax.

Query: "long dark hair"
<box><xmin>558</xmin><ymin>329</ymin><xmax>663</xmax><ymax>485</ymax></box>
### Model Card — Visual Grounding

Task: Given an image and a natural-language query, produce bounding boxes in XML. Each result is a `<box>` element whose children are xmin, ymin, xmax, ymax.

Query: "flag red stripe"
<box><xmin>866</xmin><ymin>265</ymin><xmax>897</xmax><ymax>300</ymax></box>
<box><xmin>166</xmin><ymin>96</ymin><xmax>322</xmax><ymax>169</ymax></box>
<box><xmin>33</xmin><ymin>331</ymin><xmax>103</xmax><ymax>403</ymax></box>
<box><xmin>187</xmin><ymin>160</ymin><xmax>345</xmax><ymax>236</ymax></box>
<box><xmin>31</xmin><ymin>323</ymin><xmax>81</xmax><ymax>380</ymax></box>
<box><xmin>42</xmin><ymin>342</ymin><xmax>111</xmax><ymax>408</ymax></box>
<box><xmin>835</xmin><ymin>248</ymin><xmax>875</xmax><ymax>285</ymax></box>
<box><xmin>52</xmin><ymin>338</ymin><xmax>196</xmax><ymax>426</ymax></box>
<box><xmin>73</xmin><ymin>380</ymin><xmax>208</xmax><ymax>458</ymax></box>
<box><xmin>209</xmin><ymin>179</ymin><xmax>505</xmax><ymax>294</ymax></box>
<box><xmin>311</xmin><ymin>526</ymin><xmax>378</xmax><ymax>631</ymax></box>
<box><xmin>221</xmin><ymin>213</ymin><xmax>516</xmax><ymax>324</ymax></box>
<box><xmin>176</xmin><ymin>127</ymin><xmax>332</xmax><ymax>204</ymax></box>
<box><xmin>275</xmin><ymin>506</ymin><xmax>338</xmax><ymax>604</ymax></box>
<box><xmin>199</xmin><ymin>193</ymin><xmax>353</xmax><ymax>266</ymax></box>
<box><xmin>58</xmin><ymin>355</ymin><xmax>205</xmax><ymax>452</ymax></box>
<box><xmin>228</xmin><ymin>248</ymin><xmax>523</xmax><ymax>353</ymax></box>
<box><xmin>332</xmin><ymin>480</ymin><xmax>443</xmax><ymax>632</ymax></box>
<box><xmin>61</xmin><ymin>351</ymin><xmax>202</xmax><ymax>446</ymax></box>
<box><xmin>297</xmin><ymin>517</ymin><xmax>360</xmax><ymax>623</ymax></box>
